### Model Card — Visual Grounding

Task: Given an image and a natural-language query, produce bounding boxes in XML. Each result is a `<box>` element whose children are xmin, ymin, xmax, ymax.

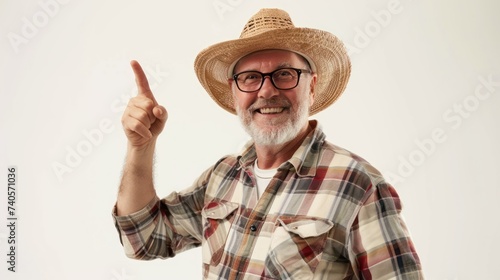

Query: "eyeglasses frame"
<box><xmin>232</xmin><ymin>67</ymin><xmax>312</xmax><ymax>93</ymax></box>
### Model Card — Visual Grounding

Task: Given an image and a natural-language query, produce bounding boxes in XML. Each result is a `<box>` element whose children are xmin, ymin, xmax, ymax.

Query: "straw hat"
<box><xmin>194</xmin><ymin>8</ymin><xmax>351</xmax><ymax>115</ymax></box>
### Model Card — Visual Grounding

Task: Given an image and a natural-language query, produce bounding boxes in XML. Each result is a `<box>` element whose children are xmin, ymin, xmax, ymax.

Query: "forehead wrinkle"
<box><xmin>236</xmin><ymin>61</ymin><xmax>305</xmax><ymax>74</ymax></box>
<box><xmin>276</xmin><ymin>62</ymin><xmax>293</xmax><ymax>68</ymax></box>
<box><xmin>233</xmin><ymin>50</ymin><xmax>309</xmax><ymax>73</ymax></box>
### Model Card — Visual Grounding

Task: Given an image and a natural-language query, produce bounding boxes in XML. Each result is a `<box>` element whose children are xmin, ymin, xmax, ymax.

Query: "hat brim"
<box><xmin>194</xmin><ymin>27</ymin><xmax>351</xmax><ymax>115</ymax></box>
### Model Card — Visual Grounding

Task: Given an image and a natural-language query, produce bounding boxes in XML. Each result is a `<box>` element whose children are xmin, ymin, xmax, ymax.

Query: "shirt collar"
<box><xmin>237</xmin><ymin>120</ymin><xmax>326</xmax><ymax>177</ymax></box>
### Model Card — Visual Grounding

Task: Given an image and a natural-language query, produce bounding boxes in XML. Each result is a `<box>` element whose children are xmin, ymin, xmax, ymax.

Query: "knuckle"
<box><xmin>137</xmin><ymin>112</ymin><xmax>151</xmax><ymax>125</ymax></box>
<box><xmin>143</xmin><ymin>99</ymin><xmax>155</xmax><ymax>109</ymax></box>
<box><xmin>130</xmin><ymin>119</ymin><xmax>143</xmax><ymax>132</ymax></box>
<box><xmin>129</xmin><ymin>96</ymin><xmax>141</xmax><ymax>104</ymax></box>
<box><xmin>121</xmin><ymin>112</ymin><xmax>131</xmax><ymax>125</ymax></box>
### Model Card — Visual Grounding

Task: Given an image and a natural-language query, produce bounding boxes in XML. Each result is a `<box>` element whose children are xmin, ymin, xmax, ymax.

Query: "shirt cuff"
<box><xmin>112</xmin><ymin>196</ymin><xmax>160</xmax><ymax>227</ymax></box>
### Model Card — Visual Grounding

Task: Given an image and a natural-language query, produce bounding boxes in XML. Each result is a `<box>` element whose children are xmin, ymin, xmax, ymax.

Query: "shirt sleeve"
<box><xmin>112</xmin><ymin>197</ymin><xmax>175</xmax><ymax>259</ymax></box>
<box><xmin>348</xmin><ymin>182</ymin><xmax>424</xmax><ymax>279</ymax></box>
<box><xmin>112</xmin><ymin>167</ymin><xmax>213</xmax><ymax>260</ymax></box>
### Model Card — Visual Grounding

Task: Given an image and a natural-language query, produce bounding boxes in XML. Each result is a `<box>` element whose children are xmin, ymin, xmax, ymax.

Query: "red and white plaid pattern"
<box><xmin>113</xmin><ymin>120</ymin><xmax>423</xmax><ymax>279</ymax></box>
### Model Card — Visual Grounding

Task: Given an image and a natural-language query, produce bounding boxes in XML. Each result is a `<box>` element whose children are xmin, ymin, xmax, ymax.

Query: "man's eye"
<box><xmin>275</xmin><ymin>70</ymin><xmax>294</xmax><ymax>79</ymax></box>
<box><xmin>246</xmin><ymin>74</ymin><xmax>259</xmax><ymax>80</ymax></box>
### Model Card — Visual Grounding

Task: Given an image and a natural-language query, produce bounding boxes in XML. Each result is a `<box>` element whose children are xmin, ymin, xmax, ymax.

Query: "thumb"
<box><xmin>153</xmin><ymin>105</ymin><xmax>168</xmax><ymax>122</ymax></box>
<box><xmin>150</xmin><ymin>105</ymin><xmax>168</xmax><ymax>137</ymax></box>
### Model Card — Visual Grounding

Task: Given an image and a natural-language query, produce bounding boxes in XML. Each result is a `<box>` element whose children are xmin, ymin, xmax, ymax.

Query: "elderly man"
<box><xmin>113</xmin><ymin>8</ymin><xmax>423</xmax><ymax>279</ymax></box>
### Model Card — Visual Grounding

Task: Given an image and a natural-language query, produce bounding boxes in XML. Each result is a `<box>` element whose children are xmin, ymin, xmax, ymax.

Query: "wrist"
<box><xmin>125</xmin><ymin>140</ymin><xmax>157</xmax><ymax>171</ymax></box>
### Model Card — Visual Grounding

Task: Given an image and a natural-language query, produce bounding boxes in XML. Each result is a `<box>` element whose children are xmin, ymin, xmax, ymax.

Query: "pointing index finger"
<box><xmin>130</xmin><ymin>60</ymin><xmax>157</xmax><ymax>103</ymax></box>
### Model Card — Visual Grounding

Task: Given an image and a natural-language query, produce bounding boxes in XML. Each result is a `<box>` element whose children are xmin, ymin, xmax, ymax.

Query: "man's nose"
<box><xmin>258</xmin><ymin>77</ymin><xmax>279</xmax><ymax>99</ymax></box>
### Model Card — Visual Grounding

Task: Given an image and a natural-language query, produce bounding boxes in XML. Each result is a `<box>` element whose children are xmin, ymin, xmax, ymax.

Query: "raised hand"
<box><xmin>121</xmin><ymin>60</ymin><xmax>168</xmax><ymax>148</ymax></box>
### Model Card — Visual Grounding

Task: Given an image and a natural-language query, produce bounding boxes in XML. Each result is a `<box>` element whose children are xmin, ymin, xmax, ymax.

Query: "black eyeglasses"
<box><xmin>232</xmin><ymin>68</ymin><xmax>312</xmax><ymax>93</ymax></box>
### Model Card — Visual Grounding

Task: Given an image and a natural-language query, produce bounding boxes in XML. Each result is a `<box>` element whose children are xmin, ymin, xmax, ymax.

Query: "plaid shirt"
<box><xmin>113</xmin><ymin>120</ymin><xmax>423</xmax><ymax>279</ymax></box>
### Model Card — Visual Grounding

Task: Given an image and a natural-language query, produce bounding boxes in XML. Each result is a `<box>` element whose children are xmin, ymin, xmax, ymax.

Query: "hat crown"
<box><xmin>240</xmin><ymin>8</ymin><xmax>295</xmax><ymax>38</ymax></box>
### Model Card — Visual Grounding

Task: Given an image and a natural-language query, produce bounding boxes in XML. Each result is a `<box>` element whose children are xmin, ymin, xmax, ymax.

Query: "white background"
<box><xmin>1</xmin><ymin>0</ymin><xmax>499</xmax><ymax>279</ymax></box>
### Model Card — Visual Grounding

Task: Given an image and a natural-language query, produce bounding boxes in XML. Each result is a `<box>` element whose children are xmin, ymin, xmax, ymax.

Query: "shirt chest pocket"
<box><xmin>265</xmin><ymin>217</ymin><xmax>334</xmax><ymax>279</ymax></box>
<box><xmin>201</xmin><ymin>201</ymin><xmax>239</xmax><ymax>266</ymax></box>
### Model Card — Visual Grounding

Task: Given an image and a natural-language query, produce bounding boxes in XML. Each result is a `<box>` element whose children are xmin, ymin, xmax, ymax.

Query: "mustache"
<box><xmin>247</xmin><ymin>97</ymin><xmax>292</xmax><ymax>111</ymax></box>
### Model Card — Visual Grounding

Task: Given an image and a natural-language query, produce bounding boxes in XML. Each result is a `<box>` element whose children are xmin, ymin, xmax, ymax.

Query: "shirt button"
<box><xmin>250</xmin><ymin>224</ymin><xmax>257</xmax><ymax>231</ymax></box>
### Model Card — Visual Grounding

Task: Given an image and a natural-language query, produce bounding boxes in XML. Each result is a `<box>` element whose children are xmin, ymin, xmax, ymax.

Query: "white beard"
<box><xmin>236</xmin><ymin>95</ymin><xmax>310</xmax><ymax>146</ymax></box>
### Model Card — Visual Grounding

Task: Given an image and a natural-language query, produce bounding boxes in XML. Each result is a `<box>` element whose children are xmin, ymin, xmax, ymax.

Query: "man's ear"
<box><xmin>228</xmin><ymin>79</ymin><xmax>240</xmax><ymax>106</ymax></box>
<box><xmin>309</xmin><ymin>74</ymin><xmax>317</xmax><ymax>105</ymax></box>
<box><xmin>228</xmin><ymin>79</ymin><xmax>237</xmax><ymax>97</ymax></box>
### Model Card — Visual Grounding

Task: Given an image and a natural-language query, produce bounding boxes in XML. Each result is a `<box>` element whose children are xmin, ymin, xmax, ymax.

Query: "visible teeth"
<box><xmin>259</xmin><ymin>107</ymin><xmax>284</xmax><ymax>114</ymax></box>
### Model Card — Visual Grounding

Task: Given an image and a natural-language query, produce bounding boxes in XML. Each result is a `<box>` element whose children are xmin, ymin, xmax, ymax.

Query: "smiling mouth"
<box><xmin>256</xmin><ymin>107</ymin><xmax>285</xmax><ymax>114</ymax></box>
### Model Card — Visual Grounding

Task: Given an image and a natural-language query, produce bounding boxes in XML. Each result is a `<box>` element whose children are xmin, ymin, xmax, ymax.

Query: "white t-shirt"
<box><xmin>253</xmin><ymin>160</ymin><xmax>278</xmax><ymax>198</ymax></box>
